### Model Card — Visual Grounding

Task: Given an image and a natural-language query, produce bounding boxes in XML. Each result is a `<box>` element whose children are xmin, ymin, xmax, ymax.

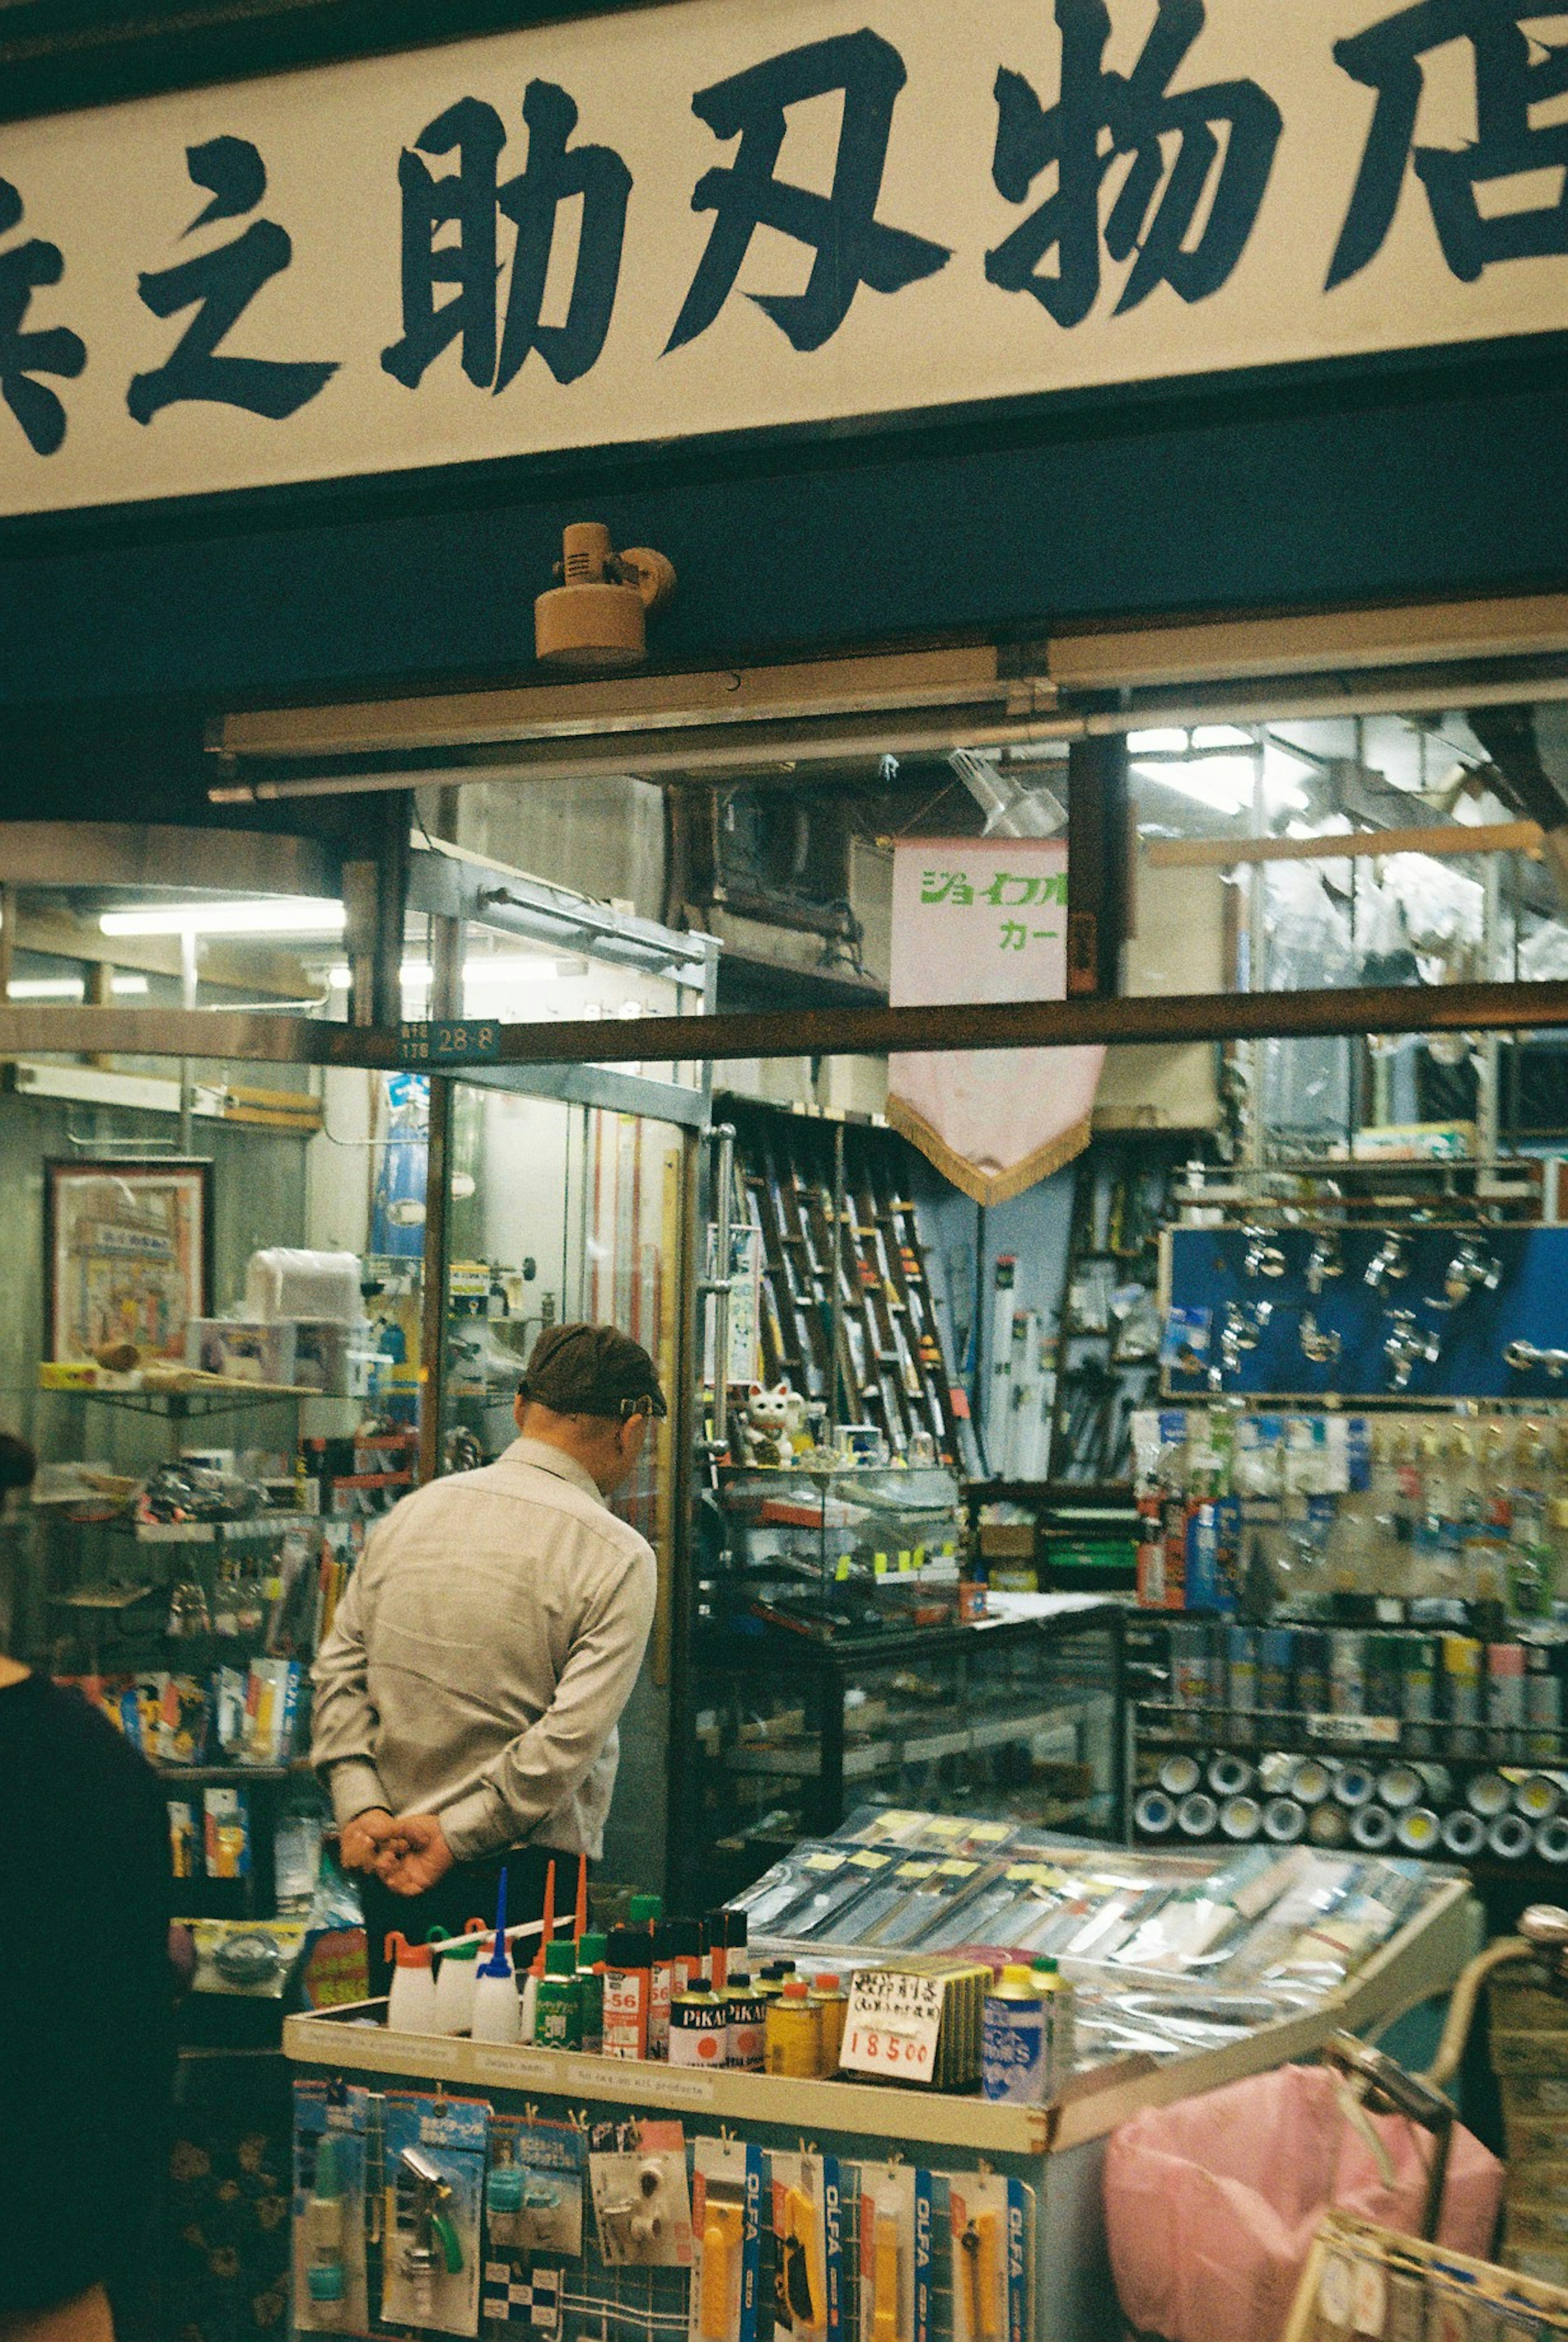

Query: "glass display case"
<box><xmin>681</xmin><ymin>1583</ymin><xmax>1123</xmax><ymax>1909</ymax></box>
<box><xmin>701</xmin><ymin>1462</ymin><xmax>967</xmax><ymax>1638</ymax></box>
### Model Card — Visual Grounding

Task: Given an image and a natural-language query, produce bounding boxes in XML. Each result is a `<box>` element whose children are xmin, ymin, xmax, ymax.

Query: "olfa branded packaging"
<box><xmin>380</xmin><ymin>2093</ymin><xmax>489</xmax><ymax>2337</ymax></box>
<box><xmin>947</xmin><ymin>2177</ymin><xmax>1032</xmax><ymax>2342</ymax></box>
<box><xmin>857</xmin><ymin>2165</ymin><xmax>933</xmax><ymax>2342</ymax></box>
<box><xmin>768</xmin><ymin>2153</ymin><xmax>842</xmax><ymax>2342</ymax></box>
<box><xmin>690</xmin><ymin>2135</ymin><xmax>765</xmax><ymax>2342</ymax></box>
<box><xmin>291</xmin><ymin>2083</ymin><xmax>371</xmax><ymax>2335</ymax></box>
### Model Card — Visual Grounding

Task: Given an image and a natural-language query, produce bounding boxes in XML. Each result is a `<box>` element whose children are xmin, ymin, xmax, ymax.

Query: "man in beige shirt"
<box><xmin>311</xmin><ymin>1323</ymin><xmax>662</xmax><ymax>1987</ymax></box>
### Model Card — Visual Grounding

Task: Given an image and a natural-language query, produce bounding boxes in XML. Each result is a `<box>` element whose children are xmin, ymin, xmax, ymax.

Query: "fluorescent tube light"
<box><xmin>7</xmin><ymin>974</ymin><xmax>152</xmax><ymax>1000</ymax></box>
<box><xmin>100</xmin><ymin>898</ymin><xmax>347</xmax><ymax>938</ymax></box>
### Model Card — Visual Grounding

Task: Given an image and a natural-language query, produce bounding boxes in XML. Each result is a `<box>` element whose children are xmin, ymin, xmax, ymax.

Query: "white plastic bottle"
<box><xmin>471</xmin><ymin>1936</ymin><xmax>522</xmax><ymax>2044</ymax></box>
<box><xmin>431</xmin><ymin>1927</ymin><xmax>485</xmax><ymax>2036</ymax></box>
<box><xmin>384</xmin><ymin>1932</ymin><xmax>439</xmax><ymax>2033</ymax></box>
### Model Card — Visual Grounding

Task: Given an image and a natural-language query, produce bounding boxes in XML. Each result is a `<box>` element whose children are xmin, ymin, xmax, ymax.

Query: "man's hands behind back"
<box><xmin>373</xmin><ymin>1812</ymin><xmax>455</xmax><ymax>1896</ymax></box>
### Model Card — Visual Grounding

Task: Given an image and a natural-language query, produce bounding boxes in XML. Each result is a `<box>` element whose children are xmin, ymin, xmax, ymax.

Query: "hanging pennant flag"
<box><xmin>886</xmin><ymin>838</ymin><xmax>1104</xmax><ymax>1204</ymax></box>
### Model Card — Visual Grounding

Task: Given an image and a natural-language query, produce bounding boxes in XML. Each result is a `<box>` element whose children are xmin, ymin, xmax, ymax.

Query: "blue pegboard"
<box><xmin>1163</xmin><ymin>1223</ymin><xmax>1568</xmax><ymax>1401</ymax></box>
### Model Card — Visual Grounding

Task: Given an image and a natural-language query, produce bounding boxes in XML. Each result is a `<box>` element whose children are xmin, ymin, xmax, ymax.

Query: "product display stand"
<box><xmin>284</xmin><ymin>1872</ymin><xmax>1476</xmax><ymax>2342</ymax></box>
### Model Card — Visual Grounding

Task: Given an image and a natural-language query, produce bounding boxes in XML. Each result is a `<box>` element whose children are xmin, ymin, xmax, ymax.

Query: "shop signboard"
<box><xmin>886</xmin><ymin>838</ymin><xmax>1104</xmax><ymax>1202</ymax></box>
<box><xmin>0</xmin><ymin>0</ymin><xmax>1565</xmax><ymax>516</ymax></box>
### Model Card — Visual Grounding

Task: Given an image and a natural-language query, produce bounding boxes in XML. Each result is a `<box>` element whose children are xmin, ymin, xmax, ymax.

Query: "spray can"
<box><xmin>1329</xmin><ymin>1632</ymin><xmax>1366</xmax><ymax>1718</ymax></box>
<box><xmin>667</xmin><ymin>1917</ymin><xmax>704</xmax><ymax>2000</ymax></box>
<box><xmin>1291</xmin><ymin>1628</ymin><xmax>1328</xmax><ymax>1718</ymax></box>
<box><xmin>384</xmin><ymin>1933</ymin><xmax>439</xmax><ymax>2034</ymax></box>
<box><xmin>1443</xmin><ymin>1634</ymin><xmax>1483</xmax><ymax>1758</ymax></box>
<box><xmin>1032</xmin><ymin>1954</ymin><xmax>1076</xmax><ymax>2093</ymax></box>
<box><xmin>1488</xmin><ymin>1643</ymin><xmax>1526</xmax><ymax>1761</ymax></box>
<box><xmin>765</xmin><ymin>1979</ymin><xmax>824</xmax><ymax>2077</ymax></box>
<box><xmin>576</xmin><ymin>1929</ymin><xmax>606</xmax><ymax>2056</ymax></box>
<box><xmin>1525</xmin><ymin>1642</ymin><xmax>1564</xmax><ymax>1761</ymax></box>
<box><xmin>982</xmin><ymin>1965</ymin><xmax>1047</xmax><ymax>2104</ymax></box>
<box><xmin>535</xmin><ymin>1939</ymin><xmax>582</xmax><ymax>2051</ymax></box>
<box><xmin>723</xmin><ymin>1970</ymin><xmax>764</xmax><ymax>2071</ymax></box>
<box><xmin>668</xmin><ymin>1979</ymin><xmax>728</xmax><ymax>2068</ymax></box>
<box><xmin>808</xmin><ymin>1973</ymin><xmax>847</xmax><ymax>2073</ymax></box>
<box><xmin>603</xmin><ymin>1926</ymin><xmax>652</xmax><ymax>2060</ymax></box>
<box><xmin>1403</xmin><ymin>1635</ymin><xmax>1438</xmax><ymax>1756</ymax></box>
<box><xmin>706</xmin><ymin>1908</ymin><xmax>747</xmax><ymax>1994</ymax></box>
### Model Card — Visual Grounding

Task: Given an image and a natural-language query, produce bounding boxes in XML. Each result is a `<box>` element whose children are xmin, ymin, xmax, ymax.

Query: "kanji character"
<box><xmin>666</xmin><ymin>28</ymin><xmax>950</xmax><ymax>355</ymax></box>
<box><xmin>0</xmin><ymin>178</ymin><xmax>85</xmax><ymax>456</ymax></box>
<box><xmin>1328</xmin><ymin>1</ymin><xmax>1568</xmax><ymax>287</ymax></box>
<box><xmin>986</xmin><ymin>0</ymin><xmax>1282</xmax><ymax>324</ymax></box>
<box><xmin>127</xmin><ymin>137</ymin><xmax>338</xmax><ymax>424</ymax></box>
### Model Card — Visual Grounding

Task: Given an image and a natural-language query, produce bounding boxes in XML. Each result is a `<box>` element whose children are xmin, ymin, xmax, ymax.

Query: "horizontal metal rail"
<box><xmin>4</xmin><ymin>976</ymin><xmax>1568</xmax><ymax>1072</ymax></box>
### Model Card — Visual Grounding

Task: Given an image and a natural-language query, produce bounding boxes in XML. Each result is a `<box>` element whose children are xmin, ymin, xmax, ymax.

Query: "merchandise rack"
<box><xmin>283</xmin><ymin>1867</ymin><xmax>1477</xmax><ymax>2342</ymax></box>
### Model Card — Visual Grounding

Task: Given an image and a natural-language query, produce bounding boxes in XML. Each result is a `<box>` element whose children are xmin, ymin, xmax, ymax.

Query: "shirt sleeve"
<box><xmin>436</xmin><ymin>1540</ymin><xmax>657</xmax><ymax>1861</ymax></box>
<box><xmin>310</xmin><ymin>1551</ymin><xmax>391</xmax><ymax>1827</ymax></box>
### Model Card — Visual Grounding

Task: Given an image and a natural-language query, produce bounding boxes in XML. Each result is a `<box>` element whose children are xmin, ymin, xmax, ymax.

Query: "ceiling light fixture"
<box><xmin>100</xmin><ymin>898</ymin><xmax>347</xmax><ymax>938</ymax></box>
<box><xmin>7</xmin><ymin>974</ymin><xmax>152</xmax><ymax>1000</ymax></box>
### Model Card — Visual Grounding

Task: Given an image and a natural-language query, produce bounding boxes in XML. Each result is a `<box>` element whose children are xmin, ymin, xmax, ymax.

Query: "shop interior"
<box><xmin>8</xmin><ymin>683</ymin><xmax>1568</xmax><ymax>2338</ymax></box>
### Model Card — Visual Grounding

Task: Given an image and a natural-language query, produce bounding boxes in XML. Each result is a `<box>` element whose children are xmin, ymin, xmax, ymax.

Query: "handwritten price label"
<box><xmin>840</xmin><ymin>1971</ymin><xmax>943</xmax><ymax>2086</ymax></box>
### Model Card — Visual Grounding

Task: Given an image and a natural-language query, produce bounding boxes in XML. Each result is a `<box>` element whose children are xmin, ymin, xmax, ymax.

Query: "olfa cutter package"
<box><xmin>292</xmin><ymin>2083</ymin><xmax>370</xmax><ymax>2335</ymax></box>
<box><xmin>768</xmin><ymin>2153</ymin><xmax>842</xmax><ymax>2342</ymax></box>
<box><xmin>486</xmin><ymin>2117</ymin><xmax>585</xmax><ymax>2260</ymax></box>
<box><xmin>690</xmin><ymin>2135</ymin><xmax>764</xmax><ymax>2342</ymax></box>
<box><xmin>857</xmin><ymin>2165</ymin><xmax>933</xmax><ymax>2342</ymax></box>
<box><xmin>380</xmin><ymin>2094</ymin><xmax>489</xmax><ymax>2337</ymax></box>
<box><xmin>590</xmin><ymin>2121</ymin><xmax>693</xmax><ymax>2267</ymax></box>
<box><xmin>948</xmin><ymin>2178</ymin><xmax>1032</xmax><ymax>2342</ymax></box>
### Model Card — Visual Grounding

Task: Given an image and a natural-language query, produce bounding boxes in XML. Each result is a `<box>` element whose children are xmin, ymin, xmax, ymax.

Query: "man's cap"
<box><xmin>519</xmin><ymin>1323</ymin><xmax>668</xmax><ymax>1421</ymax></box>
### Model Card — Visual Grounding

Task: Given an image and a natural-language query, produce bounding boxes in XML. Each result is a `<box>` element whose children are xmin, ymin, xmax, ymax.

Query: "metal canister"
<box><xmin>1488</xmin><ymin>1812</ymin><xmax>1534</xmax><ymax>1862</ymax></box>
<box><xmin>1176</xmin><ymin>1791</ymin><xmax>1218</xmax><ymax>1838</ymax></box>
<box><xmin>1263</xmin><ymin>1796</ymin><xmax>1305</xmax><ymax>1843</ymax></box>
<box><xmin>1292</xmin><ymin>1756</ymin><xmax>1334</xmax><ymax>1807</ymax></box>
<box><xmin>1536</xmin><ymin>1816</ymin><xmax>1568</xmax><ymax>1865</ymax></box>
<box><xmin>1515</xmin><ymin>1772</ymin><xmax>1564</xmax><ymax>1823</ymax></box>
<box><xmin>808</xmin><ymin>1973</ymin><xmax>847</xmax><ymax>2073</ymax></box>
<box><xmin>1309</xmin><ymin>1803</ymin><xmax>1350</xmax><ymax>1848</ymax></box>
<box><xmin>1158</xmin><ymin>1752</ymin><xmax>1202</xmax><ymax>1798</ymax></box>
<box><xmin>1332</xmin><ymin>1761</ymin><xmax>1376</xmax><ymax>1809</ymax></box>
<box><xmin>1395</xmin><ymin>1807</ymin><xmax>1442</xmax><ymax>1855</ymax></box>
<box><xmin>723</xmin><ymin>1970</ymin><xmax>765</xmax><ymax>2070</ymax></box>
<box><xmin>1465</xmin><ymin>1770</ymin><xmax>1511</xmax><ymax>1818</ymax></box>
<box><xmin>1441</xmin><ymin>1808</ymin><xmax>1487</xmax><ymax>1859</ymax></box>
<box><xmin>1351</xmin><ymin>1804</ymin><xmax>1394</xmax><ymax>1851</ymax></box>
<box><xmin>1329</xmin><ymin>1631</ymin><xmax>1366</xmax><ymax>1718</ymax></box>
<box><xmin>1208</xmin><ymin>1752</ymin><xmax>1254</xmax><ymax>1798</ymax></box>
<box><xmin>764</xmin><ymin>1980</ymin><xmax>824</xmax><ymax>2077</ymax></box>
<box><xmin>1376</xmin><ymin>1763</ymin><xmax>1422</xmax><ymax>1811</ymax></box>
<box><xmin>1220</xmin><ymin>1794</ymin><xmax>1261</xmax><ymax>1842</ymax></box>
<box><xmin>1134</xmin><ymin>1787</ymin><xmax>1178</xmax><ymax>1837</ymax></box>
<box><xmin>668</xmin><ymin>1981</ymin><xmax>728</xmax><ymax>2069</ymax></box>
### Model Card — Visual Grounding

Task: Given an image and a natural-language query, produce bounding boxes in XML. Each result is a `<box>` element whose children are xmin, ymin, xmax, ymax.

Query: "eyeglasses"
<box><xmin>618</xmin><ymin>1393</ymin><xmax>667</xmax><ymax>1422</ymax></box>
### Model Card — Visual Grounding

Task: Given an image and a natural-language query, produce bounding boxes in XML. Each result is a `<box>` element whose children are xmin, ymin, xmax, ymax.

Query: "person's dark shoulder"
<box><xmin>0</xmin><ymin>1673</ymin><xmax>166</xmax><ymax>1825</ymax></box>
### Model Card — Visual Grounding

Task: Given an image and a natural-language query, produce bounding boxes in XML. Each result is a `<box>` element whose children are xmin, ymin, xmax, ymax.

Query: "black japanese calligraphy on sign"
<box><xmin>0</xmin><ymin>178</ymin><xmax>86</xmax><ymax>456</ymax></box>
<box><xmin>1328</xmin><ymin>1</ymin><xmax>1568</xmax><ymax>287</ymax></box>
<box><xmin>127</xmin><ymin>137</ymin><xmax>339</xmax><ymax>424</ymax></box>
<box><xmin>986</xmin><ymin>0</ymin><xmax>1282</xmax><ymax>325</ymax></box>
<box><xmin>382</xmin><ymin>81</ymin><xmax>630</xmax><ymax>392</ymax></box>
<box><xmin>666</xmin><ymin>27</ymin><xmax>951</xmax><ymax>355</ymax></box>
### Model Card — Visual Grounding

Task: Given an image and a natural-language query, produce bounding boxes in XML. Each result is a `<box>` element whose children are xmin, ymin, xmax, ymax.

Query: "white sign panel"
<box><xmin>1</xmin><ymin>0</ymin><xmax>1563</xmax><ymax>515</ymax></box>
<box><xmin>887</xmin><ymin>838</ymin><xmax>1104</xmax><ymax>1203</ymax></box>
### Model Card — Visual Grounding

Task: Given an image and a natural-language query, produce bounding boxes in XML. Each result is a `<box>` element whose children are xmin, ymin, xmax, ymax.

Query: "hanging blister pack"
<box><xmin>691</xmin><ymin>2135</ymin><xmax>764</xmax><ymax>2342</ymax></box>
<box><xmin>590</xmin><ymin>2121</ymin><xmax>693</xmax><ymax>2266</ymax></box>
<box><xmin>857</xmin><ymin>2165</ymin><xmax>931</xmax><ymax>2342</ymax></box>
<box><xmin>292</xmin><ymin>2083</ymin><xmax>372</xmax><ymax>2336</ymax></box>
<box><xmin>947</xmin><ymin>2177</ymin><xmax>1032</xmax><ymax>2342</ymax></box>
<box><xmin>486</xmin><ymin>2117</ymin><xmax>585</xmax><ymax>2260</ymax></box>
<box><xmin>768</xmin><ymin>2153</ymin><xmax>841</xmax><ymax>2342</ymax></box>
<box><xmin>380</xmin><ymin>2093</ymin><xmax>490</xmax><ymax>2338</ymax></box>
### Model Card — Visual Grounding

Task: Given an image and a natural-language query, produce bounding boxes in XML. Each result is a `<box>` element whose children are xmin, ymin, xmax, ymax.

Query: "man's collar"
<box><xmin>502</xmin><ymin>1435</ymin><xmax>608</xmax><ymax>1506</ymax></box>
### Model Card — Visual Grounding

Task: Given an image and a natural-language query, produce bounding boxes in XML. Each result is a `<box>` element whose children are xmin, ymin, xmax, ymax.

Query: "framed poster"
<box><xmin>44</xmin><ymin>1159</ymin><xmax>213</xmax><ymax>1365</ymax></box>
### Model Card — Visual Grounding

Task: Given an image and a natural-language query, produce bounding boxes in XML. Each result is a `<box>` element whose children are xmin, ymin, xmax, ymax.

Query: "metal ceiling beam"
<box><xmin>9</xmin><ymin>976</ymin><xmax>1568</xmax><ymax>1072</ymax></box>
<box><xmin>0</xmin><ymin>820</ymin><xmax>339</xmax><ymax>895</ymax></box>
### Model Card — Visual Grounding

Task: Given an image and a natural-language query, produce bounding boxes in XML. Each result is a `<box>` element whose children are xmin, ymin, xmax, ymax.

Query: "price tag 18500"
<box><xmin>839</xmin><ymin>1971</ymin><xmax>943</xmax><ymax>2086</ymax></box>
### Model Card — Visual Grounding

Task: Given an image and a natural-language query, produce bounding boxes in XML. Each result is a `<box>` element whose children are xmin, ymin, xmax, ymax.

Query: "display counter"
<box><xmin>282</xmin><ymin>1846</ymin><xmax>1479</xmax><ymax>2342</ymax></box>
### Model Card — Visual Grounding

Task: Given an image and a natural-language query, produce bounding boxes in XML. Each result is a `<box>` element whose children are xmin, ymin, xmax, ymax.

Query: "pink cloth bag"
<box><xmin>1103</xmin><ymin>2061</ymin><xmax>1503</xmax><ymax>2342</ymax></box>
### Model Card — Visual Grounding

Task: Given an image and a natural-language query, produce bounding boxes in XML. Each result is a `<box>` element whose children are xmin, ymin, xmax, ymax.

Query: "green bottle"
<box><xmin>577</xmin><ymin>1929</ymin><xmax>606</xmax><ymax>2056</ymax></box>
<box><xmin>535</xmin><ymin>1938</ymin><xmax>582</xmax><ymax>2050</ymax></box>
